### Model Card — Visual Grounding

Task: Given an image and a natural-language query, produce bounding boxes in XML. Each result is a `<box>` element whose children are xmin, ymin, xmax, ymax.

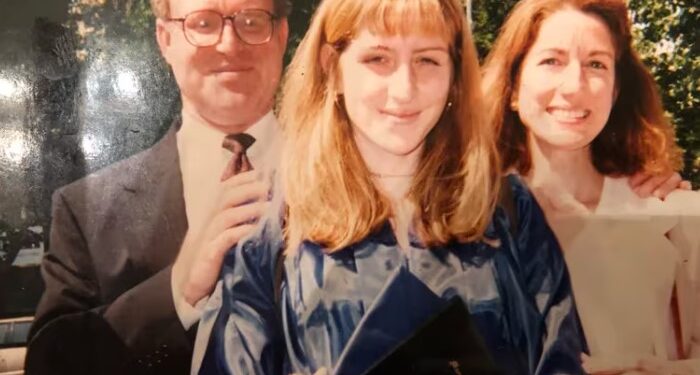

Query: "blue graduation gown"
<box><xmin>196</xmin><ymin>175</ymin><xmax>585</xmax><ymax>374</ymax></box>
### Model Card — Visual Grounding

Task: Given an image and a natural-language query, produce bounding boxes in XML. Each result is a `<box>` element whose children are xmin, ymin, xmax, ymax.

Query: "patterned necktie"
<box><xmin>220</xmin><ymin>133</ymin><xmax>256</xmax><ymax>181</ymax></box>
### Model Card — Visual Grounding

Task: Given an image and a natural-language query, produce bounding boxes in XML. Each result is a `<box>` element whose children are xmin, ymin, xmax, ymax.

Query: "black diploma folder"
<box><xmin>361</xmin><ymin>297</ymin><xmax>502</xmax><ymax>375</ymax></box>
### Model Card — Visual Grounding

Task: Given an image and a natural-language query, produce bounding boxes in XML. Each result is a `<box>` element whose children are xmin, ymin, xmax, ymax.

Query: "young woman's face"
<box><xmin>515</xmin><ymin>8</ymin><xmax>617</xmax><ymax>152</ymax></box>
<box><xmin>338</xmin><ymin>29</ymin><xmax>452</xmax><ymax>163</ymax></box>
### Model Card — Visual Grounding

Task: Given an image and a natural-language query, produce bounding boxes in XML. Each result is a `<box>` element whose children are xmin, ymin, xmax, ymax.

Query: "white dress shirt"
<box><xmin>172</xmin><ymin>110</ymin><xmax>279</xmax><ymax>329</ymax></box>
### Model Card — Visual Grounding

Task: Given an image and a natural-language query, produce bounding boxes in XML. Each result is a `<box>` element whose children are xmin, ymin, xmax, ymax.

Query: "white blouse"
<box><xmin>544</xmin><ymin>177</ymin><xmax>700</xmax><ymax>360</ymax></box>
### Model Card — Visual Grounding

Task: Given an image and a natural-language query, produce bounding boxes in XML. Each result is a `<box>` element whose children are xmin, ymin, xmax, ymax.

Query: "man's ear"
<box><xmin>155</xmin><ymin>19</ymin><xmax>172</xmax><ymax>64</ymax></box>
<box><xmin>277</xmin><ymin>18</ymin><xmax>289</xmax><ymax>53</ymax></box>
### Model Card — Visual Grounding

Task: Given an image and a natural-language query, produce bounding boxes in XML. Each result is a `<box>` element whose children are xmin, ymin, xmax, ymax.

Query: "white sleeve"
<box><xmin>171</xmin><ymin>270</ymin><xmax>207</xmax><ymax>330</ymax></box>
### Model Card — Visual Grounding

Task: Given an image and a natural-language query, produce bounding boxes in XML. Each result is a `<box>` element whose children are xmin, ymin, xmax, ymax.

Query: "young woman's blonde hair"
<box><xmin>482</xmin><ymin>0</ymin><xmax>682</xmax><ymax>177</ymax></box>
<box><xmin>278</xmin><ymin>0</ymin><xmax>501</xmax><ymax>253</ymax></box>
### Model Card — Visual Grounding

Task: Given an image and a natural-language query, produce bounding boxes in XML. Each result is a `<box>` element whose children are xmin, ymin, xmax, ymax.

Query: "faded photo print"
<box><xmin>0</xmin><ymin>0</ymin><xmax>698</xmax><ymax>374</ymax></box>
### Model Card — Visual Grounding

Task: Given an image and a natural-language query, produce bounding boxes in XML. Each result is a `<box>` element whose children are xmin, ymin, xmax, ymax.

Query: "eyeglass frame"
<box><xmin>166</xmin><ymin>8</ymin><xmax>281</xmax><ymax>47</ymax></box>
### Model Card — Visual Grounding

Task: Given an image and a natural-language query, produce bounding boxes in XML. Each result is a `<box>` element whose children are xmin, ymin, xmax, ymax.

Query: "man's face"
<box><xmin>156</xmin><ymin>0</ymin><xmax>288</xmax><ymax>131</ymax></box>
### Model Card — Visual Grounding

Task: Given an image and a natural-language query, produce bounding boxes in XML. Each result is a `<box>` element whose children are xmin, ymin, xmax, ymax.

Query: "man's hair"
<box><xmin>278</xmin><ymin>0</ymin><xmax>501</xmax><ymax>253</ymax></box>
<box><xmin>150</xmin><ymin>0</ymin><xmax>291</xmax><ymax>19</ymax></box>
<box><xmin>482</xmin><ymin>0</ymin><xmax>682</xmax><ymax>177</ymax></box>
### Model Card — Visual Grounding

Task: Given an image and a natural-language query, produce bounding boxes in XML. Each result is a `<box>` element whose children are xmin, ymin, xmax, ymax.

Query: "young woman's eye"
<box><xmin>539</xmin><ymin>57</ymin><xmax>561</xmax><ymax>66</ymax></box>
<box><xmin>417</xmin><ymin>57</ymin><xmax>440</xmax><ymax>66</ymax></box>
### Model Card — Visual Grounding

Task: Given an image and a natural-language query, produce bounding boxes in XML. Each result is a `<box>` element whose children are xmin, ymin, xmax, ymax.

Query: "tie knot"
<box><xmin>220</xmin><ymin>133</ymin><xmax>256</xmax><ymax>181</ymax></box>
<box><xmin>222</xmin><ymin>133</ymin><xmax>256</xmax><ymax>154</ymax></box>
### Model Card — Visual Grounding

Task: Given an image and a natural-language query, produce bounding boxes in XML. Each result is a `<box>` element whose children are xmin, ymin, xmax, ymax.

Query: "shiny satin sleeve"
<box><xmin>196</xmin><ymin>220</ymin><xmax>286</xmax><ymax>375</ymax></box>
<box><xmin>506</xmin><ymin>175</ymin><xmax>586</xmax><ymax>374</ymax></box>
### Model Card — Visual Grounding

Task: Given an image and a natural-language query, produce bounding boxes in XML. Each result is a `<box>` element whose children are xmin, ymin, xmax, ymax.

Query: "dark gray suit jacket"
<box><xmin>26</xmin><ymin>124</ymin><xmax>193</xmax><ymax>374</ymax></box>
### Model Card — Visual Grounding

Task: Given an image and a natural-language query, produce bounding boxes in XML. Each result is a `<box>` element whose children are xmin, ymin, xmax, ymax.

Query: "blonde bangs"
<box><xmin>325</xmin><ymin>0</ymin><xmax>459</xmax><ymax>46</ymax></box>
<box><xmin>364</xmin><ymin>0</ymin><xmax>456</xmax><ymax>42</ymax></box>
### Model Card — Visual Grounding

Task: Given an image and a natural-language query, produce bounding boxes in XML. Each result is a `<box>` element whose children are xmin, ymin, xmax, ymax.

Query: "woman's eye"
<box><xmin>363</xmin><ymin>55</ymin><xmax>388</xmax><ymax>64</ymax></box>
<box><xmin>589</xmin><ymin>60</ymin><xmax>608</xmax><ymax>70</ymax></box>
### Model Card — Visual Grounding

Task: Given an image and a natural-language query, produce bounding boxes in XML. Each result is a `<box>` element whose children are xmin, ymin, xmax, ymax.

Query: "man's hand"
<box><xmin>173</xmin><ymin>170</ymin><xmax>270</xmax><ymax>306</ymax></box>
<box><xmin>629</xmin><ymin>171</ymin><xmax>691</xmax><ymax>200</ymax></box>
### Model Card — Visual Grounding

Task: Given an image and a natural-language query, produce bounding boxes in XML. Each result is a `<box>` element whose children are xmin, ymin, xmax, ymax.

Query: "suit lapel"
<box><xmin>119</xmin><ymin>120</ymin><xmax>188</xmax><ymax>266</ymax></box>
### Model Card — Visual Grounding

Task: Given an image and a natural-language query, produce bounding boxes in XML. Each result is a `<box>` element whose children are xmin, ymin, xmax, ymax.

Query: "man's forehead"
<box><xmin>169</xmin><ymin>0</ymin><xmax>275</xmax><ymax>16</ymax></box>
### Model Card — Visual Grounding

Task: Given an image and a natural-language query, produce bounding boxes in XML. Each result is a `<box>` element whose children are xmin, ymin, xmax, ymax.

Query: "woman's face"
<box><xmin>338</xmin><ymin>29</ymin><xmax>453</xmax><ymax>164</ymax></box>
<box><xmin>515</xmin><ymin>8</ymin><xmax>617</xmax><ymax>152</ymax></box>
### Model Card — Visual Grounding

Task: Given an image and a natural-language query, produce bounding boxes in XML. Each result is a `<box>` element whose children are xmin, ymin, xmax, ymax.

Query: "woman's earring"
<box><xmin>510</xmin><ymin>100</ymin><xmax>518</xmax><ymax>111</ymax></box>
<box><xmin>334</xmin><ymin>93</ymin><xmax>344</xmax><ymax>108</ymax></box>
<box><xmin>446</xmin><ymin>101</ymin><xmax>453</xmax><ymax>109</ymax></box>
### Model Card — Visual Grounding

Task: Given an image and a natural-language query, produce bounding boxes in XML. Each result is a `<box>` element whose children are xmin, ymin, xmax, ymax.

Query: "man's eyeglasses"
<box><xmin>167</xmin><ymin>9</ymin><xmax>278</xmax><ymax>47</ymax></box>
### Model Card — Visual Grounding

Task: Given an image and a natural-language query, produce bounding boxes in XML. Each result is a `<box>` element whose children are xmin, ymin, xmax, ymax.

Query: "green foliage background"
<box><xmin>70</xmin><ymin>0</ymin><xmax>699</xmax><ymax>185</ymax></box>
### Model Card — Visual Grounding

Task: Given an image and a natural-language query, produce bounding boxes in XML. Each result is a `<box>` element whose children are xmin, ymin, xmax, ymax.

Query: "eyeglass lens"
<box><xmin>182</xmin><ymin>10</ymin><xmax>273</xmax><ymax>46</ymax></box>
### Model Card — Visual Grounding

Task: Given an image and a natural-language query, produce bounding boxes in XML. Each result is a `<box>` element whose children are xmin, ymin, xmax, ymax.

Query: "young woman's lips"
<box><xmin>380</xmin><ymin>109</ymin><xmax>421</xmax><ymax>122</ymax></box>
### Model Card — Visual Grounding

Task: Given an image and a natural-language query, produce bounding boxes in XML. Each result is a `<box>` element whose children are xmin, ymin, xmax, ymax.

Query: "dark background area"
<box><xmin>1</xmin><ymin>0</ymin><xmax>70</xmax><ymax>28</ymax></box>
<box><xmin>1</xmin><ymin>0</ymin><xmax>73</xmax><ymax>320</ymax></box>
<box><xmin>0</xmin><ymin>0</ymin><xmax>319</xmax><ymax>322</ymax></box>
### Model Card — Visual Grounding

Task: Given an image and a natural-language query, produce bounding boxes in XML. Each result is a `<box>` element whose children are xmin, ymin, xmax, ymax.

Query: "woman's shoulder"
<box><xmin>492</xmin><ymin>174</ymin><xmax>558</xmax><ymax>257</ymax></box>
<box><xmin>502</xmin><ymin>173</ymin><xmax>529</xmax><ymax>196</ymax></box>
<box><xmin>223</xmin><ymin>205</ymin><xmax>287</xmax><ymax>281</ymax></box>
<box><xmin>499</xmin><ymin>173</ymin><xmax>542</xmax><ymax>227</ymax></box>
<box><xmin>501</xmin><ymin>173</ymin><xmax>540</xmax><ymax>207</ymax></box>
<box><xmin>600</xmin><ymin>176</ymin><xmax>700</xmax><ymax>216</ymax></box>
<box><xmin>664</xmin><ymin>188</ymin><xmax>700</xmax><ymax>214</ymax></box>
